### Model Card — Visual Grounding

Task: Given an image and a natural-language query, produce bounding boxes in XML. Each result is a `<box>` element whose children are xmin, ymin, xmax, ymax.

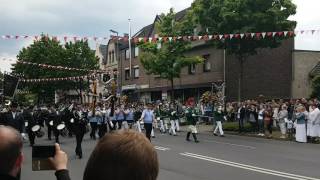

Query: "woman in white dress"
<box><xmin>308</xmin><ymin>104</ymin><xmax>320</xmax><ymax>142</ymax></box>
<box><xmin>295</xmin><ymin>105</ymin><xmax>307</xmax><ymax>143</ymax></box>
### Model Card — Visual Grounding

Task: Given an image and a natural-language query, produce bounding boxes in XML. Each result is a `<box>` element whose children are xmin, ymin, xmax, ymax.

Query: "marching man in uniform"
<box><xmin>185</xmin><ymin>98</ymin><xmax>199</xmax><ymax>143</ymax></box>
<box><xmin>213</xmin><ymin>106</ymin><xmax>225</xmax><ymax>137</ymax></box>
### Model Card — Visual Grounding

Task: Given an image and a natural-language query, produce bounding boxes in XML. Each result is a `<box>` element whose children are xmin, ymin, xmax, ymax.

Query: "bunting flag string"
<box><xmin>15</xmin><ymin>60</ymin><xmax>108</xmax><ymax>73</ymax></box>
<box><xmin>1</xmin><ymin>29</ymin><xmax>320</xmax><ymax>43</ymax></box>
<box><xmin>19</xmin><ymin>74</ymin><xmax>94</xmax><ymax>83</ymax></box>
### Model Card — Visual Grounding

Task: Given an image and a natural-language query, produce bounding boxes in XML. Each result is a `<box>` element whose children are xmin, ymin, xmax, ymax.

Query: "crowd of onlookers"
<box><xmin>223</xmin><ymin>98</ymin><xmax>320</xmax><ymax>142</ymax></box>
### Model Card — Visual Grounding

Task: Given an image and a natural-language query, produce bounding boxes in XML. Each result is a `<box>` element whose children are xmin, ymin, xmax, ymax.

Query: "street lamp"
<box><xmin>109</xmin><ymin>29</ymin><xmax>121</xmax><ymax>96</ymax></box>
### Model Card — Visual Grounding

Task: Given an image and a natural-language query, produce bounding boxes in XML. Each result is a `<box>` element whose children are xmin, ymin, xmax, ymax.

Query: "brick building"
<box><xmin>116</xmin><ymin>9</ymin><xmax>295</xmax><ymax>103</ymax></box>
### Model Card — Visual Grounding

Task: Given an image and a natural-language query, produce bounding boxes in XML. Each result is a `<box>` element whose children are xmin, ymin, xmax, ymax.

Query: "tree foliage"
<box><xmin>139</xmin><ymin>9</ymin><xmax>203</xmax><ymax>100</ymax></box>
<box><xmin>190</xmin><ymin>0</ymin><xmax>297</xmax><ymax>100</ymax></box>
<box><xmin>311</xmin><ymin>75</ymin><xmax>320</xmax><ymax>99</ymax></box>
<box><xmin>12</xmin><ymin>35</ymin><xmax>99</xmax><ymax>100</ymax></box>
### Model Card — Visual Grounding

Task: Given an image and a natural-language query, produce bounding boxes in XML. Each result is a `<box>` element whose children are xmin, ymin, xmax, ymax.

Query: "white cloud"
<box><xmin>0</xmin><ymin>0</ymin><xmax>319</xmax><ymax>73</ymax></box>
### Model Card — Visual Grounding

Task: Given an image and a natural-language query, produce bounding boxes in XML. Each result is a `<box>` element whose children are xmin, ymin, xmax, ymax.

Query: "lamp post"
<box><xmin>109</xmin><ymin>29</ymin><xmax>121</xmax><ymax>96</ymax></box>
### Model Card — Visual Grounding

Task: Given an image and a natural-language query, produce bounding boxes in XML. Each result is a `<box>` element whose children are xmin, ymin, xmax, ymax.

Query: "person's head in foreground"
<box><xmin>0</xmin><ymin>126</ymin><xmax>23</xmax><ymax>178</ymax></box>
<box><xmin>83</xmin><ymin>130</ymin><xmax>159</xmax><ymax>180</ymax></box>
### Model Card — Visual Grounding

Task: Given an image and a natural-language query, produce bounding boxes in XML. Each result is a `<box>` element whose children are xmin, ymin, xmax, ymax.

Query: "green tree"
<box><xmin>311</xmin><ymin>75</ymin><xmax>320</xmax><ymax>99</ymax></box>
<box><xmin>13</xmin><ymin>35</ymin><xmax>99</xmax><ymax>102</ymax></box>
<box><xmin>190</xmin><ymin>0</ymin><xmax>297</xmax><ymax>101</ymax></box>
<box><xmin>139</xmin><ymin>9</ymin><xmax>203</xmax><ymax>102</ymax></box>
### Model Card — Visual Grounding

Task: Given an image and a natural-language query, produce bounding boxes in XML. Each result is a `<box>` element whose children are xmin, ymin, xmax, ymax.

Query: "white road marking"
<box><xmin>180</xmin><ymin>152</ymin><xmax>320</xmax><ymax>180</ymax></box>
<box><xmin>154</xmin><ymin>146</ymin><xmax>170</xmax><ymax>151</ymax></box>
<box><xmin>203</xmin><ymin>139</ymin><xmax>257</xmax><ymax>149</ymax></box>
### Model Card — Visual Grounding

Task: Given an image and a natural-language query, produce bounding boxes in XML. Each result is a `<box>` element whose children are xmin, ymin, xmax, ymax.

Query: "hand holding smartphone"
<box><xmin>32</xmin><ymin>145</ymin><xmax>56</xmax><ymax>171</ymax></box>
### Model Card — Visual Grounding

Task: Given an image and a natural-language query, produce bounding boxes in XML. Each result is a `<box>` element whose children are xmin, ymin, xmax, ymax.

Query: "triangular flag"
<box><xmin>234</xmin><ymin>34</ymin><xmax>240</xmax><ymax>39</ymax></box>
<box><xmin>198</xmin><ymin>36</ymin><xmax>203</xmax><ymax>40</ymax></box>
<box><xmin>240</xmin><ymin>34</ymin><xmax>245</xmax><ymax>38</ymax></box>
<box><xmin>158</xmin><ymin>37</ymin><xmax>162</xmax><ymax>42</ymax></box>
<box><xmin>219</xmin><ymin>35</ymin><xmax>223</xmax><ymax>39</ymax></box>
<box><xmin>229</xmin><ymin>34</ymin><xmax>234</xmax><ymax>39</ymax></box>
<box><xmin>251</xmin><ymin>33</ymin><xmax>255</xmax><ymax>38</ymax></box>
<box><xmin>272</xmin><ymin>32</ymin><xmax>277</xmax><ymax>37</ymax></box>
<box><xmin>300</xmin><ymin>30</ymin><xmax>304</xmax><ymax>34</ymax></box>
<box><xmin>262</xmin><ymin>32</ymin><xmax>266</xmax><ymax>38</ymax></box>
<box><xmin>267</xmin><ymin>32</ymin><xmax>273</xmax><ymax>37</ymax></box>
<box><xmin>208</xmin><ymin>35</ymin><xmax>213</xmax><ymax>40</ymax></box>
<box><xmin>277</xmin><ymin>31</ymin><xmax>284</xmax><ymax>36</ymax></box>
<box><xmin>311</xmin><ymin>30</ymin><xmax>316</xmax><ymax>34</ymax></box>
<box><xmin>138</xmin><ymin>37</ymin><xmax>143</xmax><ymax>42</ymax></box>
<box><xmin>168</xmin><ymin>37</ymin><xmax>173</xmax><ymax>42</ymax></box>
<box><xmin>149</xmin><ymin>37</ymin><xmax>152</xmax><ymax>42</ymax></box>
<box><xmin>224</xmin><ymin>34</ymin><xmax>229</xmax><ymax>39</ymax></box>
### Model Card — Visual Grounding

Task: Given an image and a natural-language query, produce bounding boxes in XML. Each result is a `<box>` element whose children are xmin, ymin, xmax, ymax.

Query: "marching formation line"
<box><xmin>180</xmin><ymin>152</ymin><xmax>320</xmax><ymax>180</ymax></box>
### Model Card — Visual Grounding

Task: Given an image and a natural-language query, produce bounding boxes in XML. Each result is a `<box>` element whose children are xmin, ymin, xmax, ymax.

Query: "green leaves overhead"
<box><xmin>190</xmin><ymin>0</ymin><xmax>297</xmax><ymax>58</ymax></box>
<box><xmin>12</xmin><ymin>35</ymin><xmax>99</xmax><ymax>97</ymax></box>
<box><xmin>139</xmin><ymin>9</ymin><xmax>203</xmax><ymax>80</ymax></box>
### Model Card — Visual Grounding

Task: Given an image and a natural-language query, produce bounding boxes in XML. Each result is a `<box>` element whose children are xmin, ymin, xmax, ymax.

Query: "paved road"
<box><xmin>21</xmin><ymin>129</ymin><xmax>320</xmax><ymax>180</ymax></box>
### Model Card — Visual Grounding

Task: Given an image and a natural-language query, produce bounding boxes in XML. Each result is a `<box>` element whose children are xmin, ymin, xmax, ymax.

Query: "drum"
<box><xmin>31</xmin><ymin>125</ymin><xmax>45</xmax><ymax>138</ymax></box>
<box><xmin>57</xmin><ymin>123</ymin><xmax>68</xmax><ymax>137</ymax></box>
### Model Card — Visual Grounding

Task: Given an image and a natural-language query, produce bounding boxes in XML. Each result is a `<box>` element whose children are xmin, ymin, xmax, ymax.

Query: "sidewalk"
<box><xmin>179</xmin><ymin>124</ymin><xmax>319</xmax><ymax>143</ymax></box>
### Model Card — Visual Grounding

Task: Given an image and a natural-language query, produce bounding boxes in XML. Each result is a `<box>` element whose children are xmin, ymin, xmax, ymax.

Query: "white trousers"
<box><xmin>175</xmin><ymin>119</ymin><xmax>180</xmax><ymax>131</ymax></box>
<box><xmin>122</xmin><ymin>121</ymin><xmax>129</xmax><ymax>130</ymax></box>
<box><xmin>136</xmin><ymin>122</ymin><xmax>142</xmax><ymax>133</ymax></box>
<box><xmin>279</xmin><ymin>122</ymin><xmax>286</xmax><ymax>135</ymax></box>
<box><xmin>214</xmin><ymin>121</ymin><xmax>224</xmax><ymax>135</ymax></box>
<box><xmin>169</xmin><ymin>120</ymin><xmax>176</xmax><ymax>135</ymax></box>
<box><xmin>160</xmin><ymin>120</ymin><xmax>166</xmax><ymax>133</ymax></box>
<box><xmin>296</xmin><ymin>124</ymin><xmax>307</xmax><ymax>143</ymax></box>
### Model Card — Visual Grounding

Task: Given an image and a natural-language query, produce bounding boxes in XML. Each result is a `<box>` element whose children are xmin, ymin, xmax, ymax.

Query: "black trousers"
<box><xmin>54</xmin><ymin>129</ymin><xmax>59</xmax><ymax>143</ymax></box>
<box><xmin>75</xmin><ymin>132</ymin><xmax>85</xmax><ymax>156</ymax></box>
<box><xmin>145</xmin><ymin>123</ymin><xmax>153</xmax><ymax>141</ymax></box>
<box><xmin>239</xmin><ymin>118</ymin><xmax>245</xmax><ymax>132</ymax></box>
<box><xmin>47</xmin><ymin>124</ymin><xmax>52</xmax><ymax>139</ymax></box>
<box><xmin>98</xmin><ymin>124</ymin><xmax>107</xmax><ymax>138</ymax></box>
<box><xmin>90</xmin><ymin>122</ymin><xmax>97</xmax><ymax>139</ymax></box>
<box><xmin>28</xmin><ymin>130</ymin><xmax>35</xmax><ymax>145</ymax></box>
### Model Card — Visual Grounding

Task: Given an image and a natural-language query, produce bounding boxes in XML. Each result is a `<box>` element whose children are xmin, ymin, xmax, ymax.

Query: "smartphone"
<box><xmin>32</xmin><ymin>145</ymin><xmax>55</xmax><ymax>171</ymax></box>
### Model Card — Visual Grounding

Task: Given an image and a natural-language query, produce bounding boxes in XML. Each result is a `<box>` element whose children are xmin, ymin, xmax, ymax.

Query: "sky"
<box><xmin>0</xmin><ymin>0</ymin><xmax>319</xmax><ymax>72</ymax></box>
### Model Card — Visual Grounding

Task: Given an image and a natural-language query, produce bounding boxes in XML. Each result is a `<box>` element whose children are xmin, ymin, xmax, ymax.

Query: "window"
<box><xmin>108</xmin><ymin>52</ymin><xmax>112</xmax><ymax>64</ymax></box>
<box><xmin>125</xmin><ymin>69</ymin><xmax>130</xmax><ymax>80</ymax></box>
<box><xmin>112</xmin><ymin>51</ymin><xmax>115</xmax><ymax>63</ymax></box>
<box><xmin>188</xmin><ymin>64</ymin><xmax>196</xmax><ymax>75</ymax></box>
<box><xmin>134</xmin><ymin>67</ymin><xmax>139</xmax><ymax>79</ymax></box>
<box><xmin>125</xmin><ymin>49</ymin><xmax>130</xmax><ymax>59</ymax></box>
<box><xmin>134</xmin><ymin>47</ymin><xmax>139</xmax><ymax>57</ymax></box>
<box><xmin>203</xmin><ymin>54</ymin><xmax>211</xmax><ymax>72</ymax></box>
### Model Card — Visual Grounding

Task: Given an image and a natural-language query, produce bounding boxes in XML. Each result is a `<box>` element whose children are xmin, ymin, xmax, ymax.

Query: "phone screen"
<box><xmin>32</xmin><ymin>145</ymin><xmax>55</xmax><ymax>171</ymax></box>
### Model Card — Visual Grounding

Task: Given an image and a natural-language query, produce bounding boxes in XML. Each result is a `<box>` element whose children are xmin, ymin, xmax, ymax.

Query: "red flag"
<box><xmin>224</xmin><ymin>34</ymin><xmax>230</xmax><ymax>39</ymax></box>
<box><xmin>267</xmin><ymin>32</ymin><xmax>273</xmax><ymax>37</ymax></box>
<box><xmin>277</xmin><ymin>31</ymin><xmax>284</xmax><ymax>36</ymax></box>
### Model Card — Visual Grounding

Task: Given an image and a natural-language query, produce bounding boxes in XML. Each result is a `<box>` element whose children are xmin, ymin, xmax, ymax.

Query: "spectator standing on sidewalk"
<box><xmin>264</xmin><ymin>105</ymin><xmax>273</xmax><ymax>138</ymax></box>
<box><xmin>295</xmin><ymin>105</ymin><xmax>307</xmax><ymax>143</ymax></box>
<box><xmin>278</xmin><ymin>105</ymin><xmax>288</xmax><ymax>139</ymax></box>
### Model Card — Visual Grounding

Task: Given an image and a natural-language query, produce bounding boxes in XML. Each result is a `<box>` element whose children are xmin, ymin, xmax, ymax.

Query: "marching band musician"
<box><xmin>22</xmin><ymin>105</ymin><xmax>37</xmax><ymax>146</ymax></box>
<box><xmin>134</xmin><ymin>105</ymin><xmax>143</xmax><ymax>132</ymax></box>
<box><xmin>48</xmin><ymin>105</ymin><xmax>61</xmax><ymax>143</ymax></box>
<box><xmin>115</xmin><ymin>105</ymin><xmax>125</xmax><ymax>130</ymax></box>
<box><xmin>140</xmin><ymin>103</ymin><xmax>156</xmax><ymax>141</ymax></box>
<box><xmin>72</xmin><ymin>104</ymin><xmax>87</xmax><ymax>159</ymax></box>
<box><xmin>124</xmin><ymin>105</ymin><xmax>134</xmax><ymax>129</ymax></box>
<box><xmin>213</xmin><ymin>106</ymin><xmax>225</xmax><ymax>137</ymax></box>
<box><xmin>2</xmin><ymin>102</ymin><xmax>24</xmax><ymax>133</ymax></box>
<box><xmin>185</xmin><ymin>98</ymin><xmax>199</xmax><ymax>143</ymax></box>
<box><xmin>88</xmin><ymin>106</ymin><xmax>98</xmax><ymax>140</ymax></box>
<box><xmin>155</xmin><ymin>103</ymin><xmax>166</xmax><ymax>133</ymax></box>
<box><xmin>168</xmin><ymin>103</ymin><xmax>178</xmax><ymax>136</ymax></box>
